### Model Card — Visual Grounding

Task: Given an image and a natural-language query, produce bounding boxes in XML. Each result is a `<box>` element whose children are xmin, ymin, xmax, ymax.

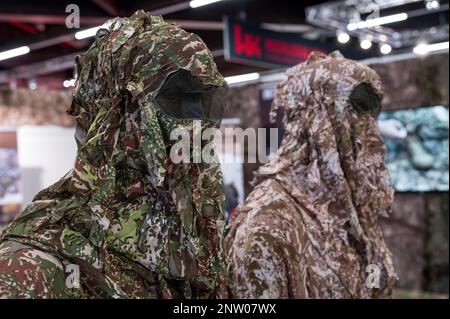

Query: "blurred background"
<box><xmin>0</xmin><ymin>0</ymin><xmax>448</xmax><ymax>298</ymax></box>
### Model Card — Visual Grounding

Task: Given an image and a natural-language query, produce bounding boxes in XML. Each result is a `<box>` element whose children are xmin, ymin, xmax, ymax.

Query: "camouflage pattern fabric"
<box><xmin>0</xmin><ymin>10</ymin><xmax>228</xmax><ymax>299</ymax></box>
<box><xmin>226</xmin><ymin>51</ymin><xmax>398</xmax><ymax>299</ymax></box>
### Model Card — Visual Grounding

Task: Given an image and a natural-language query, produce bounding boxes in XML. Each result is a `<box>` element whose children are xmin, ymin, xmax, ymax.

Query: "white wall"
<box><xmin>220</xmin><ymin>155</ymin><xmax>245</xmax><ymax>204</ymax></box>
<box><xmin>15</xmin><ymin>125</ymin><xmax>245</xmax><ymax>208</ymax></box>
<box><xmin>17</xmin><ymin>126</ymin><xmax>76</xmax><ymax>208</ymax></box>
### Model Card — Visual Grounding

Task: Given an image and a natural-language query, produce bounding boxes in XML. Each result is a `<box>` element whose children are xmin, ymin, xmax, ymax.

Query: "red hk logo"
<box><xmin>233</xmin><ymin>24</ymin><xmax>262</xmax><ymax>58</ymax></box>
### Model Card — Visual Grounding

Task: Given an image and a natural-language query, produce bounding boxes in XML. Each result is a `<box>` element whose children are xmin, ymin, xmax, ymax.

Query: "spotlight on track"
<box><xmin>360</xmin><ymin>39</ymin><xmax>372</xmax><ymax>50</ymax></box>
<box><xmin>63</xmin><ymin>79</ymin><xmax>76</xmax><ymax>88</ymax></box>
<box><xmin>380</xmin><ymin>43</ymin><xmax>392</xmax><ymax>55</ymax></box>
<box><xmin>425</xmin><ymin>0</ymin><xmax>440</xmax><ymax>10</ymax></box>
<box><xmin>337</xmin><ymin>32</ymin><xmax>350</xmax><ymax>44</ymax></box>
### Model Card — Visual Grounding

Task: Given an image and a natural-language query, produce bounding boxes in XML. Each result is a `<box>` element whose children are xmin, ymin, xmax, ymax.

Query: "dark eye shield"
<box><xmin>155</xmin><ymin>69</ymin><xmax>226</xmax><ymax>123</ymax></box>
<box><xmin>349</xmin><ymin>83</ymin><xmax>382</xmax><ymax>116</ymax></box>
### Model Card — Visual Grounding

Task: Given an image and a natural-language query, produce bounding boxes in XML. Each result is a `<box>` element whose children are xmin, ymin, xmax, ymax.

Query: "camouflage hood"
<box><xmin>252</xmin><ymin>51</ymin><xmax>397</xmax><ymax>296</ymax></box>
<box><xmin>1</xmin><ymin>11</ymin><xmax>227</xmax><ymax>298</ymax></box>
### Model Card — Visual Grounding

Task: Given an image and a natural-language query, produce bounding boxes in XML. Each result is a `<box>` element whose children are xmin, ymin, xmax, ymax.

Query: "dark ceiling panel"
<box><xmin>0</xmin><ymin>0</ymin><xmax>448</xmax><ymax>83</ymax></box>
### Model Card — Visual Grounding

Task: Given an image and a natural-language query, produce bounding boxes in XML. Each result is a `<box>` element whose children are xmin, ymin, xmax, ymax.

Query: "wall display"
<box><xmin>259</xmin><ymin>84</ymin><xmax>449</xmax><ymax>192</ymax></box>
<box><xmin>0</xmin><ymin>129</ymin><xmax>22</xmax><ymax>228</ymax></box>
<box><xmin>379</xmin><ymin>105</ymin><xmax>449</xmax><ymax>192</ymax></box>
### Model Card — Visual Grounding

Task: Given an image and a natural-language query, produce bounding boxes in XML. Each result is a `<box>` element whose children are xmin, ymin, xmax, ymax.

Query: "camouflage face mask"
<box><xmin>155</xmin><ymin>69</ymin><xmax>226</xmax><ymax>124</ymax></box>
<box><xmin>349</xmin><ymin>83</ymin><xmax>382</xmax><ymax>116</ymax></box>
<box><xmin>1</xmin><ymin>11</ymin><xmax>228</xmax><ymax>299</ymax></box>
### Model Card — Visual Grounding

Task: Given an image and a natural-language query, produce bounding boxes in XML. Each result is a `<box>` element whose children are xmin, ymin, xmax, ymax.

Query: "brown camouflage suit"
<box><xmin>226</xmin><ymin>51</ymin><xmax>398</xmax><ymax>299</ymax></box>
<box><xmin>0</xmin><ymin>11</ymin><xmax>227</xmax><ymax>299</ymax></box>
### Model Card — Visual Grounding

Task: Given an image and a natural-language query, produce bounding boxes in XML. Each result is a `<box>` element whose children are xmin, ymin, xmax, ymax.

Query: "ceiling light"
<box><xmin>337</xmin><ymin>32</ymin><xmax>350</xmax><ymax>44</ymax></box>
<box><xmin>413</xmin><ymin>43</ymin><xmax>428</xmax><ymax>55</ymax></box>
<box><xmin>347</xmin><ymin>13</ymin><xmax>408</xmax><ymax>31</ymax></box>
<box><xmin>0</xmin><ymin>46</ymin><xmax>30</xmax><ymax>61</ymax></box>
<box><xmin>29</xmin><ymin>79</ymin><xmax>37</xmax><ymax>90</ymax></box>
<box><xmin>63</xmin><ymin>78</ymin><xmax>76</xmax><ymax>88</ymax></box>
<box><xmin>225</xmin><ymin>72</ymin><xmax>260</xmax><ymax>85</ymax></box>
<box><xmin>380</xmin><ymin>43</ymin><xmax>392</xmax><ymax>54</ymax></box>
<box><xmin>190</xmin><ymin>0</ymin><xmax>223</xmax><ymax>8</ymax></box>
<box><xmin>75</xmin><ymin>26</ymin><xmax>102</xmax><ymax>40</ymax></box>
<box><xmin>413</xmin><ymin>41</ymin><xmax>449</xmax><ymax>55</ymax></box>
<box><xmin>75</xmin><ymin>21</ymin><xmax>113</xmax><ymax>40</ymax></box>
<box><xmin>426</xmin><ymin>0</ymin><xmax>440</xmax><ymax>10</ymax></box>
<box><xmin>360</xmin><ymin>39</ymin><xmax>372</xmax><ymax>50</ymax></box>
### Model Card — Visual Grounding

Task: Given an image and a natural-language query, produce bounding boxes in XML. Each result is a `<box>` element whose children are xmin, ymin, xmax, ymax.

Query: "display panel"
<box><xmin>379</xmin><ymin>105</ymin><xmax>449</xmax><ymax>192</ymax></box>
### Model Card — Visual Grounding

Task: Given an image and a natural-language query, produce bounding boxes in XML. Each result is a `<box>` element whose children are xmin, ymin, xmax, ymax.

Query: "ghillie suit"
<box><xmin>226</xmin><ymin>51</ymin><xmax>398</xmax><ymax>299</ymax></box>
<box><xmin>0</xmin><ymin>11</ymin><xmax>228</xmax><ymax>299</ymax></box>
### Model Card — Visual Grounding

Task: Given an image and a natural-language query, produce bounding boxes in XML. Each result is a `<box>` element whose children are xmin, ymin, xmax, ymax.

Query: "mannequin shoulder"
<box><xmin>226</xmin><ymin>178</ymin><xmax>302</xmax><ymax>245</ymax></box>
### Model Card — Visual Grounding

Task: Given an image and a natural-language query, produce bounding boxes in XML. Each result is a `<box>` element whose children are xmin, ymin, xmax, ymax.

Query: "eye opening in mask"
<box><xmin>349</xmin><ymin>82</ymin><xmax>382</xmax><ymax>116</ymax></box>
<box><xmin>155</xmin><ymin>69</ymin><xmax>226</xmax><ymax>123</ymax></box>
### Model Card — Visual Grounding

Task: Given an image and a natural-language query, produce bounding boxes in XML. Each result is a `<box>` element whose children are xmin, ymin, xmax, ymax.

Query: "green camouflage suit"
<box><xmin>226</xmin><ymin>52</ymin><xmax>398</xmax><ymax>298</ymax></box>
<box><xmin>0</xmin><ymin>11</ymin><xmax>228</xmax><ymax>299</ymax></box>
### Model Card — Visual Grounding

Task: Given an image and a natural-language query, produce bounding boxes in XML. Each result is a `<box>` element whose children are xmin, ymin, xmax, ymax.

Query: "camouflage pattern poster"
<box><xmin>0</xmin><ymin>129</ymin><xmax>22</xmax><ymax>228</ymax></box>
<box><xmin>379</xmin><ymin>105</ymin><xmax>449</xmax><ymax>192</ymax></box>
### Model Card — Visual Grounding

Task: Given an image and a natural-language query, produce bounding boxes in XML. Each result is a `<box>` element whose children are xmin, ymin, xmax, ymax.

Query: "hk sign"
<box><xmin>224</xmin><ymin>18</ymin><xmax>367</xmax><ymax>68</ymax></box>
